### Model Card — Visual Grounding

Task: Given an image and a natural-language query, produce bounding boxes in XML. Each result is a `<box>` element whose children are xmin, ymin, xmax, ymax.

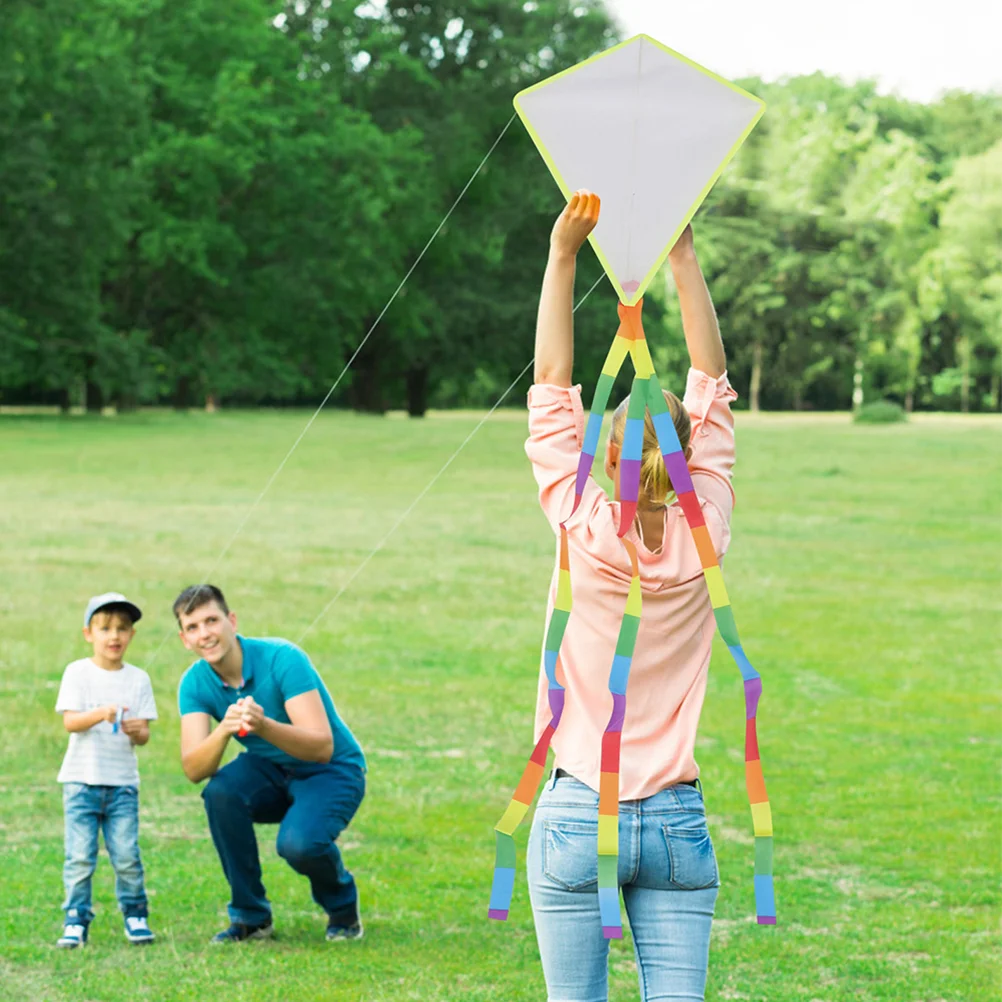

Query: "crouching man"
<box><xmin>175</xmin><ymin>585</ymin><xmax>366</xmax><ymax>944</ymax></box>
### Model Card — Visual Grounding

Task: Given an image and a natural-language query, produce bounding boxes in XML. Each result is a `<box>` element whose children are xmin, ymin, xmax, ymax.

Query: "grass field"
<box><xmin>0</xmin><ymin>404</ymin><xmax>999</xmax><ymax>1002</ymax></box>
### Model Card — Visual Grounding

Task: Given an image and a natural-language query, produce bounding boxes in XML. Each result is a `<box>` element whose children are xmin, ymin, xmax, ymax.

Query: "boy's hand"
<box><xmin>668</xmin><ymin>223</ymin><xmax>695</xmax><ymax>263</ymax></box>
<box><xmin>238</xmin><ymin>696</ymin><xmax>266</xmax><ymax>735</ymax></box>
<box><xmin>122</xmin><ymin>718</ymin><xmax>150</xmax><ymax>745</ymax></box>
<box><xmin>550</xmin><ymin>189</ymin><xmax>600</xmax><ymax>259</ymax></box>
<box><xmin>100</xmin><ymin>704</ymin><xmax>120</xmax><ymax>724</ymax></box>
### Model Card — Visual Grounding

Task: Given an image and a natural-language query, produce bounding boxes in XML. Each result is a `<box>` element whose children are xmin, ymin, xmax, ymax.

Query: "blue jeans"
<box><xmin>202</xmin><ymin>753</ymin><xmax>365</xmax><ymax>926</ymax></box>
<box><xmin>62</xmin><ymin>783</ymin><xmax>148</xmax><ymax>925</ymax></box>
<box><xmin>528</xmin><ymin>773</ymin><xmax>719</xmax><ymax>1002</ymax></box>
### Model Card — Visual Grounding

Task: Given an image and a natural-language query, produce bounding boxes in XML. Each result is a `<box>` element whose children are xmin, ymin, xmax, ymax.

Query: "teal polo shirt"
<box><xmin>178</xmin><ymin>636</ymin><xmax>365</xmax><ymax>772</ymax></box>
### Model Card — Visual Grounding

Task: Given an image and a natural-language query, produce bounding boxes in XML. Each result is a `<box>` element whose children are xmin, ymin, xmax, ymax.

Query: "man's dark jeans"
<box><xmin>202</xmin><ymin>753</ymin><xmax>365</xmax><ymax>926</ymax></box>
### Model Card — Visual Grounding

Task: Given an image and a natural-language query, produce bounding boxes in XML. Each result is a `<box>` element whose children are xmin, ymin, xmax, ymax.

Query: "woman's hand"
<box><xmin>668</xmin><ymin>223</ymin><xmax>694</xmax><ymax>263</ymax></box>
<box><xmin>550</xmin><ymin>189</ymin><xmax>601</xmax><ymax>259</ymax></box>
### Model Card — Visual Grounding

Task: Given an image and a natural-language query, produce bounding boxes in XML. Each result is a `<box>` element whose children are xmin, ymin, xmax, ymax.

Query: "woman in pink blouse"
<box><xmin>525</xmin><ymin>191</ymin><xmax>738</xmax><ymax>1002</ymax></box>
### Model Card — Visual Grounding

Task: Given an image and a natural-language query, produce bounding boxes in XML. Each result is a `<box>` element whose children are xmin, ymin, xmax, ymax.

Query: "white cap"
<box><xmin>83</xmin><ymin>592</ymin><xmax>142</xmax><ymax>627</ymax></box>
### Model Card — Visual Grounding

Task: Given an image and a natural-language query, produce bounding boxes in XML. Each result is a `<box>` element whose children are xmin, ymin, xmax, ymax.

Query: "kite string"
<box><xmin>296</xmin><ymin>271</ymin><xmax>608</xmax><ymax>644</ymax></box>
<box><xmin>142</xmin><ymin>113</ymin><xmax>518</xmax><ymax>669</ymax></box>
<box><xmin>190</xmin><ymin>110</ymin><xmax>519</xmax><ymax>581</ymax></box>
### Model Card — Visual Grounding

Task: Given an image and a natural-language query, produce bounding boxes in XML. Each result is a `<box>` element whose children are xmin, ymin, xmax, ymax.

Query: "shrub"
<box><xmin>854</xmin><ymin>400</ymin><xmax>908</xmax><ymax>423</ymax></box>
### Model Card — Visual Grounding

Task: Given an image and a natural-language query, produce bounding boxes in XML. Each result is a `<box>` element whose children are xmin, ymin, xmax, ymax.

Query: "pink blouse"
<box><xmin>525</xmin><ymin>368</ymin><xmax>739</xmax><ymax>801</ymax></box>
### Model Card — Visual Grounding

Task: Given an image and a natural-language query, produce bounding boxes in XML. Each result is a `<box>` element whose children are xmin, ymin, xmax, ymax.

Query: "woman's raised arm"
<box><xmin>533</xmin><ymin>190</ymin><xmax>600</xmax><ymax>387</ymax></box>
<box><xmin>668</xmin><ymin>225</ymin><xmax>726</xmax><ymax>378</ymax></box>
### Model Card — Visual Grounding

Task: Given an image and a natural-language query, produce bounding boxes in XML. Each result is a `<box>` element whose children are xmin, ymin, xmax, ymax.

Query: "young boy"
<box><xmin>54</xmin><ymin>593</ymin><xmax>158</xmax><ymax>948</ymax></box>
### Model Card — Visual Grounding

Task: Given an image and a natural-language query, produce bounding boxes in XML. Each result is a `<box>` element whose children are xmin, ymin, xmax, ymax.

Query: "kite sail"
<box><xmin>488</xmin><ymin>35</ymin><xmax>775</xmax><ymax>938</ymax></box>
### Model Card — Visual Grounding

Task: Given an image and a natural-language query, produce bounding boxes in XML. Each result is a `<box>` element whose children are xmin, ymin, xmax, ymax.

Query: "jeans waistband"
<box><xmin>554</xmin><ymin>767</ymin><xmax>701</xmax><ymax>791</ymax></box>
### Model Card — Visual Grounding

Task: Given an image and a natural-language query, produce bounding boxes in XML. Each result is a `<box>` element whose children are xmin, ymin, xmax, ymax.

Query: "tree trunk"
<box><xmin>115</xmin><ymin>391</ymin><xmax>138</xmax><ymax>413</ymax></box>
<box><xmin>852</xmin><ymin>353</ymin><xmax>864</xmax><ymax>412</ymax></box>
<box><xmin>406</xmin><ymin>366</ymin><xmax>428</xmax><ymax>417</ymax></box>
<box><xmin>750</xmin><ymin>341</ymin><xmax>763</xmax><ymax>413</ymax></box>
<box><xmin>85</xmin><ymin>378</ymin><xmax>104</xmax><ymax>413</ymax></box>
<box><xmin>205</xmin><ymin>393</ymin><xmax>219</xmax><ymax>413</ymax></box>
<box><xmin>173</xmin><ymin>375</ymin><xmax>193</xmax><ymax>410</ymax></box>
<box><xmin>960</xmin><ymin>335</ymin><xmax>970</xmax><ymax>413</ymax></box>
<box><xmin>58</xmin><ymin>386</ymin><xmax>73</xmax><ymax>413</ymax></box>
<box><xmin>904</xmin><ymin>388</ymin><xmax>913</xmax><ymax>414</ymax></box>
<box><xmin>349</xmin><ymin>324</ymin><xmax>386</xmax><ymax>414</ymax></box>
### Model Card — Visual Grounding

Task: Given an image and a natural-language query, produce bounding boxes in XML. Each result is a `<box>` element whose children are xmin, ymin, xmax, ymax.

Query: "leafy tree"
<box><xmin>0</xmin><ymin>0</ymin><xmax>148</xmax><ymax>408</ymax></box>
<box><xmin>277</xmin><ymin>0</ymin><xmax>620</xmax><ymax>414</ymax></box>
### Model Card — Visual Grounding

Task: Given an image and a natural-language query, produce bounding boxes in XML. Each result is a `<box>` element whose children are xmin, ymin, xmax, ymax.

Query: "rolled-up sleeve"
<box><xmin>682</xmin><ymin>368</ymin><xmax>738</xmax><ymax>525</ymax></box>
<box><xmin>525</xmin><ymin>383</ymin><xmax>605</xmax><ymax>532</ymax></box>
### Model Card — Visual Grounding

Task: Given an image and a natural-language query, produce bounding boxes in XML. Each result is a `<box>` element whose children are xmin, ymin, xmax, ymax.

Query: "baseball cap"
<box><xmin>83</xmin><ymin>592</ymin><xmax>143</xmax><ymax>627</ymax></box>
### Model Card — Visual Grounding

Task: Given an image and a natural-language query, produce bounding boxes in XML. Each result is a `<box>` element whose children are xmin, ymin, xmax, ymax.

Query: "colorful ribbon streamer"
<box><xmin>490</xmin><ymin>299</ymin><xmax>775</xmax><ymax>933</ymax></box>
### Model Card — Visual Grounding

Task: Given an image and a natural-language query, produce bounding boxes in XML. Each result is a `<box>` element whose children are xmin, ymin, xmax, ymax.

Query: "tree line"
<box><xmin>1</xmin><ymin>0</ymin><xmax>999</xmax><ymax>415</ymax></box>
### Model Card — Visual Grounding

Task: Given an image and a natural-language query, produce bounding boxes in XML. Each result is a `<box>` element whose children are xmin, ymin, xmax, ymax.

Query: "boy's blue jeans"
<box><xmin>528</xmin><ymin>772</ymin><xmax>719</xmax><ymax>1002</ymax></box>
<box><xmin>62</xmin><ymin>783</ymin><xmax>148</xmax><ymax>925</ymax></box>
<box><xmin>201</xmin><ymin>753</ymin><xmax>365</xmax><ymax>926</ymax></box>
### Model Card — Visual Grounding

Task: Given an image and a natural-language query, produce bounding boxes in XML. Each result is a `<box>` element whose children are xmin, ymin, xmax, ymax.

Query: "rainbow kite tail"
<box><xmin>573</xmin><ymin>313</ymin><xmax>634</xmax><ymax>518</ymax></box>
<box><xmin>598</xmin><ymin>538</ymin><xmax>641</xmax><ymax>938</ymax></box>
<box><xmin>645</xmin><ymin>370</ymin><xmax>777</xmax><ymax>925</ymax></box>
<box><xmin>743</xmin><ymin>665</ymin><xmax>775</xmax><ymax>924</ymax></box>
<box><xmin>489</xmin><ymin>525</ymin><xmax>572</xmax><ymax>920</ymax></box>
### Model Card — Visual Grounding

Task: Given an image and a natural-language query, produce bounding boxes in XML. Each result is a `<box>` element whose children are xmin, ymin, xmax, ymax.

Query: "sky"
<box><xmin>603</xmin><ymin>0</ymin><xmax>1002</xmax><ymax>103</ymax></box>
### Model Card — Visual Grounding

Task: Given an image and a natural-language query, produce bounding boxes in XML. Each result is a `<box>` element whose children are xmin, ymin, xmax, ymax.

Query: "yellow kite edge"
<box><xmin>513</xmin><ymin>34</ymin><xmax>766</xmax><ymax>306</ymax></box>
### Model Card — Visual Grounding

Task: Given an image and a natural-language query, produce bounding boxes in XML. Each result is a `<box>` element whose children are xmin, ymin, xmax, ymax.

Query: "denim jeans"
<box><xmin>201</xmin><ymin>753</ymin><xmax>365</xmax><ymax>926</ymax></box>
<box><xmin>62</xmin><ymin>783</ymin><xmax>148</xmax><ymax>925</ymax></box>
<box><xmin>528</xmin><ymin>773</ymin><xmax>719</xmax><ymax>1002</ymax></box>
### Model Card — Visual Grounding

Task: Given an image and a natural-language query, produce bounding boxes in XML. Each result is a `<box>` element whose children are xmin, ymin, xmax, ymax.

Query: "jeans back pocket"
<box><xmin>542</xmin><ymin>820</ymin><xmax>599</xmax><ymax>892</ymax></box>
<box><xmin>661</xmin><ymin>816</ymin><xmax>720</xmax><ymax>890</ymax></box>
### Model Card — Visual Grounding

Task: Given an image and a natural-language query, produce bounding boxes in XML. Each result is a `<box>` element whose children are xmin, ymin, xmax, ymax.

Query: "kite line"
<box><xmin>297</xmin><ymin>272</ymin><xmax>608</xmax><ymax>644</ymax></box>
<box><xmin>143</xmin><ymin>113</ymin><xmax>518</xmax><ymax>670</ymax></box>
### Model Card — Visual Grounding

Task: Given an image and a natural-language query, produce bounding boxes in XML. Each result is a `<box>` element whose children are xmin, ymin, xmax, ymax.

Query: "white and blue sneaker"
<box><xmin>124</xmin><ymin>916</ymin><xmax>155</xmax><ymax>944</ymax></box>
<box><xmin>57</xmin><ymin>923</ymin><xmax>88</xmax><ymax>949</ymax></box>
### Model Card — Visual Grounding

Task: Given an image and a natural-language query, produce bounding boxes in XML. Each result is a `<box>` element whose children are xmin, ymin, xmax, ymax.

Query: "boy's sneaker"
<box><xmin>124</xmin><ymin>916</ymin><xmax>155</xmax><ymax>944</ymax></box>
<box><xmin>57</xmin><ymin>923</ymin><xmax>88</xmax><ymax>949</ymax></box>
<box><xmin>325</xmin><ymin>904</ymin><xmax>363</xmax><ymax>943</ymax></box>
<box><xmin>210</xmin><ymin>918</ymin><xmax>274</xmax><ymax>945</ymax></box>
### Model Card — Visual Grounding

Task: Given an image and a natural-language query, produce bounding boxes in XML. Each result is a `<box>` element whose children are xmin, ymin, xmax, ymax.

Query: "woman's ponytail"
<box><xmin>611</xmin><ymin>390</ymin><xmax>692</xmax><ymax>508</ymax></box>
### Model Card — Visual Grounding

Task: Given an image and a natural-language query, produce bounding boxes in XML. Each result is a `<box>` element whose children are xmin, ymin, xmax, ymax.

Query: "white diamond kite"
<box><xmin>513</xmin><ymin>33</ymin><xmax>765</xmax><ymax>305</ymax></box>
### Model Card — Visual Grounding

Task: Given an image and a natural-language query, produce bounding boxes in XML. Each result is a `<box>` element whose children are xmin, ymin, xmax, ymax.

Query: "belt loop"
<box><xmin>694</xmin><ymin>777</ymin><xmax>703</xmax><ymax>795</ymax></box>
<box><xmin>547</xmin><ymin>768</ymin><xmax>559</xmax><ymax>791</ymax></box>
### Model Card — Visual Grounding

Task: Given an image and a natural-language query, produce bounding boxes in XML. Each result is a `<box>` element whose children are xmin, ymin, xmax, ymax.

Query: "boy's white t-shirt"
<box><xmin>55</xmin><ymin>658</ymin><xmax>158</xmax><ymax>786</ymax></box>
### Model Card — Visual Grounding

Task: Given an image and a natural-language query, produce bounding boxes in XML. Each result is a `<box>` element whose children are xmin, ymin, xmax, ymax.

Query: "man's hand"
<box><xmin>220</xmin><ymin>702</ymin><xmax>247</xmax><ymax>736</ymax></box>
<box><xmin>236</xmin><ymin>696</ymin><xmax>266</xmax><ymax>735</ymax></box>
<box><xmin>550</xmin><ymin>189</ymin><xmax>600</xmax><ymax>259</ymax></box>
<box><xmin>668</xmin><ymin>223</ymin><xmax>694</xmax><ymax>263</ymax></box>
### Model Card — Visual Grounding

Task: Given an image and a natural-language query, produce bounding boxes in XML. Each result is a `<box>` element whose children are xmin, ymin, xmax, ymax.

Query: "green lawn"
<box><xmin>0</xmin><ymin>406</ymin><xmax>999</xmax><ymax>1001</ymax></box>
